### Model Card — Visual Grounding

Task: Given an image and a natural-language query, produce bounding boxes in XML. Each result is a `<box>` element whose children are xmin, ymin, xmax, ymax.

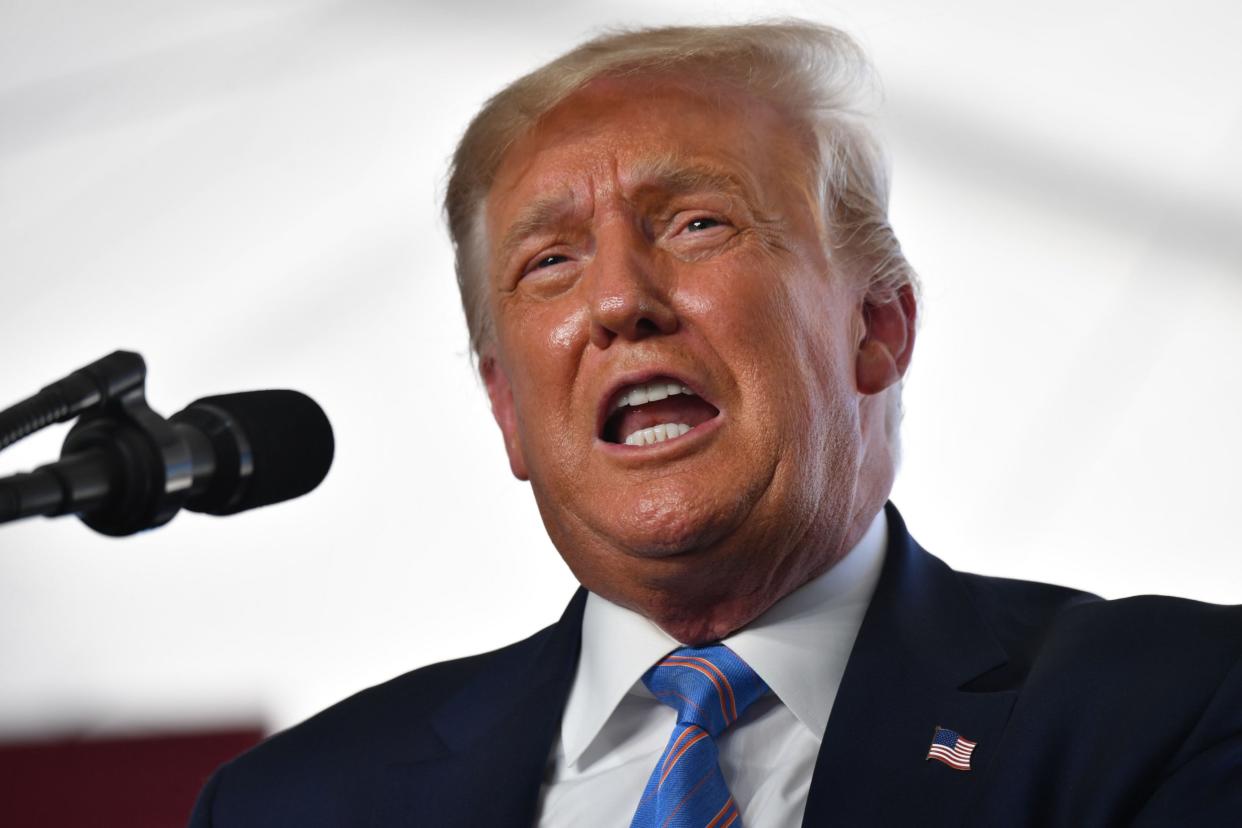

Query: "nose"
<box><xmin>586</xmin><ymin>223</ymin><xmax>678</xmax><ymax>349</ymax></box>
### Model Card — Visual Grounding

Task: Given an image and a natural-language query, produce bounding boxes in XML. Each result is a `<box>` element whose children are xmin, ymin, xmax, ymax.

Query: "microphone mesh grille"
<box><xmin>191</xmin><ymin>390</ymin><xmax>334</xmax><ymax>513</ymax></box>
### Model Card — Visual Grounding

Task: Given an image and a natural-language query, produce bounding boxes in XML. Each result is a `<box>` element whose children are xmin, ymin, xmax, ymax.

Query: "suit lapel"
<box><xmin>373</xmin><ymin>590</ymin><xmax>586</xmax><ymax>828</ymax></box>
<box><xmin>803</xmin><ymin>505</ymin><xmax>1017</xmax><ymax>826</ymax></box>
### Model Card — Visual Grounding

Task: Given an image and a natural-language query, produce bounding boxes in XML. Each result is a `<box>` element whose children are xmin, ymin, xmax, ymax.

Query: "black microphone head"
<box><xmin>175</xmin><ymin>390</ymin><xmax>334</xmax><ymax>515</ymax></box>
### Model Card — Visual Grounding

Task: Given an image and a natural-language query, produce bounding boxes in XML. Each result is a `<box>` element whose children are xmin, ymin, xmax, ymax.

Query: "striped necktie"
<box><xmin>629</xmin><ymin>644</ymin><xmax>769</xmax><ymax>828</ymax></box>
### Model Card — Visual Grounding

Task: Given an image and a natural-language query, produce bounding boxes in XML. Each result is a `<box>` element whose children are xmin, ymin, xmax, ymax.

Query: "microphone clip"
<box><xmin>61</xmin><ymin>374</ymin><xmax>196</xmax><ymax>536</ymax></box>
<box><xmin>1</xmin><ymin>351</ymin><xmax>194</xmax><ymax>535</ymax></box>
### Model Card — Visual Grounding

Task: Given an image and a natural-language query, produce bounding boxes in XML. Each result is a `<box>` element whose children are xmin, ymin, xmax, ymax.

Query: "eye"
<box><xmin>663</xmin><ymin>211</ymin><xmax>735</xmax><ymax>259</ymax></box>
<box><xmin>528</xmin><ymin>253</ymin><xmax>568</xmax><ymax>272</ymax></box>
<box><xmin>686</xmin><ymin>216</ymin><xmax>723</xmax><ymax>232</ymax></box>
<box><xmin>516</xmin><ymin>249</ymin><xmax>579</xmax><ymax>294</ymax></box>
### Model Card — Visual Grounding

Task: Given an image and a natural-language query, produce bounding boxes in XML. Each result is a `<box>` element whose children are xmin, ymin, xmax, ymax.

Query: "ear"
<box><xmin>856</xmin><ymin>283</ymin><xmax>917</xmax><ymax>395</ymax></box>
<box><xmin>480</xmin><ymin>354</ymin><xmax>530</xmax><ymax>481</ymax></box>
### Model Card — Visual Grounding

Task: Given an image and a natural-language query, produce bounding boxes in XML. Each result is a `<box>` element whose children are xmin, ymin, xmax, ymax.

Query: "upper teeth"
<box><xmin>609</xmin><ymin>380</ymin><xmax>695</xmax><ymax>414</ymax></box>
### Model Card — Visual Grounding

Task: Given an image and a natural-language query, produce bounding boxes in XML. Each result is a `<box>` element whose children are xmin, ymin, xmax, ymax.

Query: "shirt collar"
<box><xmin>560</xmin><ymin>509</ymin><xmax>888</xmax><ymax>768</ymax></box>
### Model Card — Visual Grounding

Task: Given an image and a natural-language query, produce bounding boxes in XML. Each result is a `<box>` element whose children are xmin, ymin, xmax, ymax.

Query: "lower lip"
<box><xmin>596</xmin><ymin>413</ymin><xmax>724</xmax><ymax>461</ymax></box>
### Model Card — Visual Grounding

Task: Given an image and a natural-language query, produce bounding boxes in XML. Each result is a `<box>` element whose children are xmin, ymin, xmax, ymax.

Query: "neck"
<box><xmin>639</xmin><ymin>501</ymin><xmax>887</xmax><ymax>645</ymax></box>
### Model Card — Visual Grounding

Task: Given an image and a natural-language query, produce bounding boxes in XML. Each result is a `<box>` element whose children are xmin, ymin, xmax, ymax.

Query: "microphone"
<box><xmin>172</xmin><ymin>391</ymin><xmax>334</xmax><ymax>515</ymax></box>
<box><xmin>0</xmin><ymin>390</ymin><xmax>334</xmax><ymax>536</ymax></box>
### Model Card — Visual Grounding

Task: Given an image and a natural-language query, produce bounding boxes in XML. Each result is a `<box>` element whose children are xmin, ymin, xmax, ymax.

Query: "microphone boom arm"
<box><xmin>0</xmin><ymin>351</ymin><xmax>147</xmax><ymax>453</ymax></box>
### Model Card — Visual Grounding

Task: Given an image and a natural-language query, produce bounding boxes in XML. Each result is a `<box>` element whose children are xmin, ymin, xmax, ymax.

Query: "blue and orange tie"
<box><xmin>629</xmin><ymin>644</ymin><xmax>769</xmax><ymax>828</ymax></box>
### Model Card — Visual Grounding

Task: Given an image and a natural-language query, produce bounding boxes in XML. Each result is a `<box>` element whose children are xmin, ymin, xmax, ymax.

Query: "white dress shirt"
<box><xmin>535</xmin><ymin>510</ymin><xmax>888</xmax><ymax>828</ymax></box>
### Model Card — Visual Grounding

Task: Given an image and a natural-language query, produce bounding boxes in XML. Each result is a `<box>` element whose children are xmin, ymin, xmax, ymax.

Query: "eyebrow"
<box><xmin>495</xmin><ymin>156</ymin><xmax>756</xmax><ymax>264</ymax></box>
<box><xmin>496</xmin><ymin>194</ymin><xmax>579</xmax><ymax>265</ymax></box>
<box><xmin>628</xmin><ymin>155</ymin><xmax>755</xmax><ymax>204</ymax></box>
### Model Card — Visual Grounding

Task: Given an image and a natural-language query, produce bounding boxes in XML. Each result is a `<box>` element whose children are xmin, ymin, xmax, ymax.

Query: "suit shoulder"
<box><xmin>197</xmin><ymin>620</ymin><xmax>566</xmax><ymax>826</ymax></box>
<box><xmin>1043</xmin><ymin>593</ymin><xmax>1242</xmax><ymax>674</ymax></box>
<box><xmin>956</xmin><ymin>570</ymin><xmax>1100</xmax><ymax>665</ymax></box>
<box><xmin>957</xmin><ymin>570</ymin><xmax>1101</xmax><ymax>623</ymax></box>
<box><xmin>958</xmin><ymin>569</ymin><xmax>1242</xmax><ymax>692</ymax></box>
<box><xmin>250</xmin><ymin>620</ymin><xmax>559</xmax><ymax>763</ymax></box>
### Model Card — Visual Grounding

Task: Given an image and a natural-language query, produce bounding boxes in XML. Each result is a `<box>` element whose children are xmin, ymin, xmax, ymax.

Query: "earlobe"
<box><xmin>855</xmin><ymin>284</ymin><xmax>917</xmax><ymax>395</ymax></box>
<box><xmin>481</xmin><ymin>355</ymin><xmax>530</xmax><ymax>481</ymax></box>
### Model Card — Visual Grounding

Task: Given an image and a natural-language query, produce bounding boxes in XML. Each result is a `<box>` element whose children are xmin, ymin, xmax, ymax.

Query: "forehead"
<box><xmin>486</xmin><ymin>75</ymin><xmax>815</xmax><ymax>234</ymax></box>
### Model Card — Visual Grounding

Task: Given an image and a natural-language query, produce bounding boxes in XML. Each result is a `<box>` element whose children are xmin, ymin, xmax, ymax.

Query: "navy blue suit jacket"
<box><xmin>189</xmin><ymin>506</ymin><xmax>1242</xmax><ymax>826</ymax></box>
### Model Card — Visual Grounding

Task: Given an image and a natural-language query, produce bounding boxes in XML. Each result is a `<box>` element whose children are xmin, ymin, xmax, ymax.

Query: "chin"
<box><xmin>607</xmin><ymin>476</ymin><xmax>754</xmax><ymax>559</ymax></box>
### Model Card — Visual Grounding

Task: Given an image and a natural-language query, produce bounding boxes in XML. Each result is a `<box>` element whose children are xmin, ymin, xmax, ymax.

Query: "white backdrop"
<box><xmin>2</xmin><ymin>0</ymin><xmax>1240</xmax><ymax>740</ymax></box>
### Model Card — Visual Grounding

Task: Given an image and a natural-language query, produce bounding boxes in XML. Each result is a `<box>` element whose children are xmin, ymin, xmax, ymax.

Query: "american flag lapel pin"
<box><xmin>926</xmin><ymin>725</ymin><xmax>977</xmax><ymax>771</ymax></box>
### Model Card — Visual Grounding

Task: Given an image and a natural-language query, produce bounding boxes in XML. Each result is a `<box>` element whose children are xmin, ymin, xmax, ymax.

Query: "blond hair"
<box><xmin>444</xmin><ymin>20</ymin><xmax>917</xmax><ymax>358</ymax></box>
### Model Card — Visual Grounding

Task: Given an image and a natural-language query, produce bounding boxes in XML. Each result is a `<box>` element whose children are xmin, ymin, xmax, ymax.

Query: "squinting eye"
<box><xmin>530</xmin><ymin>254</ymin><xmax>567</xmax><ymax>271</ymax></box>
<box><xmin>686</xmin><ymin>217</ymin><xmax>722</xmax><ymax>232</ymax></box>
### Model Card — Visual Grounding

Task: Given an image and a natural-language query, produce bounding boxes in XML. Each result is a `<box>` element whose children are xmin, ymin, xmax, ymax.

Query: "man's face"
<box><xmin>482</xmin><ymin>76</ymin><xmax>904</xmax><ymax>643</ymax></box>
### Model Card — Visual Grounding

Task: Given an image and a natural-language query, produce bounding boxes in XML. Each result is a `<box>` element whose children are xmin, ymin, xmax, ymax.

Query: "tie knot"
<box><xmin>641</xmin><ymin>644</ymin><xmax>768</xmax><ymax>737</ymax></box>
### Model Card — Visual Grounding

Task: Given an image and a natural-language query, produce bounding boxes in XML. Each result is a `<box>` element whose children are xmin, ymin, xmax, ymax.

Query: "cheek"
<box><xmin>702</xmin><ymin>260</ymin><xmax>857</xmax><ymax>438</ymax></box>
<box><xmin>673</xmin><ymin>286</ymin><xmax>715</xmax><ymax>319</ymax></box>
<box><xmin>502</xmin><ymin>300</ymin><xmax>588</xmax><ymax>373</ymax></box>
<box><xmin>677</xmin><ymin>257</ymin><xmax>794</xmax><ymax>342</ymax></box>
<box><xmin>687</xmin><ymin>260</ymin><xmax>831</xmax><ymax>384</ymax></box>
<box><xmin>498</xmin><ymin>300</ymin><xmax>592</xmax><ymax>439</ymax></box>
<box><xmin>549</xmin><ymin>305</ymin><xmax>590</xmax><ymax>350</ymax></box>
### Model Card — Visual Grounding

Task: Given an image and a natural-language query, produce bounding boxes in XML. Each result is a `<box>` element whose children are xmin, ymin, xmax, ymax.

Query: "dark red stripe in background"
<box><xmin>0</xmin><ymin>727</ymin><xmax>262</xmax><ymax>828</ymax></box>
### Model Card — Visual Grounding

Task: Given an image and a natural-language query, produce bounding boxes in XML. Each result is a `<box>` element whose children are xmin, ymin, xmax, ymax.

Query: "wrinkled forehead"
<box><xmin>483</xmin><ymin>74</ymin><xmax>823</xmax><ymax>245</ymax></box>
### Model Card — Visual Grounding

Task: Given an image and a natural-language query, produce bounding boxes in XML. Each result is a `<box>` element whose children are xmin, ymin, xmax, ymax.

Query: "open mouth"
<box><xmin>601</xmin><ymin>377</ymin><xmax>721</xmax><ymax>446</ymax></box>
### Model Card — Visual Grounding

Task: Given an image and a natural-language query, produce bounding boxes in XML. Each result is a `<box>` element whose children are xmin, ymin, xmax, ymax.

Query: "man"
<box><xmin>190</xmin><ymin>22</ymin><xmax>1242</xmax><ymax>827</ymax></box>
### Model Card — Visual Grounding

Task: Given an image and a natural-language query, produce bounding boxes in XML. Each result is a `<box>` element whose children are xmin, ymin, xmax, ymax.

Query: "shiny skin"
<box><xmin>481</xmin><ymin>76</ymin><xmax>913</xmax><ymax>644</ymax></box>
